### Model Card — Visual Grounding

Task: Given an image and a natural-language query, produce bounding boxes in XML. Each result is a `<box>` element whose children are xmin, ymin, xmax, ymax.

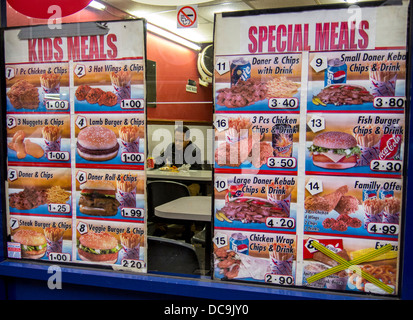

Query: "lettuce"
<box><xmin>77</xmin><ymin>241</ymin><xmax>121</xmax><ymax>255</ymax></box>
<box><xmin>308</xmin><ymin>145</ymin><xmax>361</xmax><ymax>158</ymax></box>
<box><xmin>21</xmin><ymin>243</ymin><xmax>46</xmax><ymax>251</ymax></box>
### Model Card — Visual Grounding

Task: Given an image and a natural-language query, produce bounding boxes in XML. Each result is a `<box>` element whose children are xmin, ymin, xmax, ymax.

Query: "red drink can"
<box><xmin>147</xmin><ymin>157</ymin><xmax>155</xmax><ymax>169</ymax></box>
<box><xmin>379</xmin><ymin>134</ymin><xmax>402</xmax><ymax>160</ymax></box>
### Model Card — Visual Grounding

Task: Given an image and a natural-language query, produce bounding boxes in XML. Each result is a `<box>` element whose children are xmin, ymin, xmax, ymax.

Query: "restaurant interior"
<box><xmin>5</xmin><ymin>0</ymin><xmax>381</xmax><ymax>277</ymax></box>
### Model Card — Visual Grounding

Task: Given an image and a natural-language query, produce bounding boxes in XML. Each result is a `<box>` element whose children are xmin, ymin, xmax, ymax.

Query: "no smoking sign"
<box><xmin>177</xmin><ymin>5</ymin><xmax>198</xmax><ymax>28</ymax></box>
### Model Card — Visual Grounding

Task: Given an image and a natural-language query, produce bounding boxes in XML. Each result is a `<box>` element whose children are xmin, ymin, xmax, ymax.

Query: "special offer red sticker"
<box><xmin>8</xmin><ymin>0</ymin><xmax>92</xmax><ymax>19</ymax></box>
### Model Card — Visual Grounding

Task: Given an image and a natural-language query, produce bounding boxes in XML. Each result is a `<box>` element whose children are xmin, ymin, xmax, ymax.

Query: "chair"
<box><xmin>146</xmin><ymin>180</ymin><xmax>192</xmax><ymax>241</ymax></box>
<box><xmin>147</xmin><ymin>236</ymin><xmax>201</xmax><ymax>275</ymax></box>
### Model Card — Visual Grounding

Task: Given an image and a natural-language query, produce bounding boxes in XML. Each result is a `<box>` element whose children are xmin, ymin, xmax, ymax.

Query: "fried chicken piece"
<box><xmin>322</xmin><ymin>185</ymin><xmax>348</xmax><ymax>212</ymax></box>
<box><xmin>251</xmin><ymin>141</ymin><xmax>274</xmax><ymax>168</ymax></box>
<box><xmin>75</xmin><ymin>85</ymin><xmax>91</xmax><ymax>101</ymax></box>
<box><xmin>304</xmin><ymin>195</ymin><xmax>331</xmax><ymax>212</ymax></box>
<box><xmin>7</xmin><ymin>80</ymin><xmax>40</xmax><ymax>109</ymax></box>
<box><xmin>85</xmin><ymin>88</ymin><xmax>104</xmax><ymax>104</ymax></box>
<box><xmin>97</xmin><ymin>91</ymin><xmax>117</xmax><ymax>106</ymax></box>
<box><xmin>305</xmin><ymin>185</ymin><xmax>348</xmax><ymax>212</ymax></box>
<box><xmin>334</xmin><ymin>195</ymin><xmax>360</xmax><ymax>215</ymax></box>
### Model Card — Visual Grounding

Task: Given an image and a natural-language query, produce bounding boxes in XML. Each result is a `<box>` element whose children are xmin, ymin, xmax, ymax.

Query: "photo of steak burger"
<box><xmin>79</xmin><ymin>180</ymin><xmax>120</xmax><ymax>216</ymax></box>
<box><xmin>77</xmin><ymin>125</ymin><xmax>119</xmax><ymax>161</ymax></box>
<box><xmin>77</xmin><ymin>232</ymin><xmax>121</xmax><ymax>264</ymax></box>
<box><xmin>308</xmin><ymin>131</ymin><xmax>361</xmax><ymax>169</ymax></box>
<box><xmin>12</xmin><ymin>229</ymin><xmax>47</xmax><ymax>259</ymax></box>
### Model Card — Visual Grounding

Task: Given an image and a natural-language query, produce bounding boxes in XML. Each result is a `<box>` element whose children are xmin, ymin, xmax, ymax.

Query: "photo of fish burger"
<box><xmin>12</xmin><ymin>229</ymin><xmax>47</xmax><ymax>259</ymax></box>
<box><xmin>77</xmin><ymin>232</ymin><xmax>121</xmax><ymax>264</ymax></box>
<box><xmin>308</xmin><ymin>131</ymin><xmax>361</xmax><ymax>169</ymax></box>
<box><xmin>79</xmin><ymin>181</ymin><xmax>120</xmax><ymax>216</ymax></box>
<box><xmin>77</xmin><ymin>125</ymin><xmax>119</xmax><ymax>161</ymax></box>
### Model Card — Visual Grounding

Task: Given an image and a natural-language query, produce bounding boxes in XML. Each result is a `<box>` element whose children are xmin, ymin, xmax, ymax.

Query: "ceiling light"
<box><xmin>147</xmin><ymin>23</ymin><xmax>201</xmax><ymax>51</ymax></box>
<box><xmin>133</xmin><ymin>0</ymin><xmax>212</xmax><ymax>5</ymax></box>
<box><xmin>88</xmin><ymin>1</ymin><xmax>106</xmax><ymax>10</ymax></box>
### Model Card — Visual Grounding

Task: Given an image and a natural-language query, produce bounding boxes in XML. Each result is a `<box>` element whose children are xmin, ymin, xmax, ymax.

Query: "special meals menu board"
<box><xmin>212</xmin><ymin>2</ymin><xmax>409</xmax><ymax>295</ymax></box>
<box><xmin>3</xmin><ymin>20</ymin><xmax>147</xmax><ymax>272</ymax></box>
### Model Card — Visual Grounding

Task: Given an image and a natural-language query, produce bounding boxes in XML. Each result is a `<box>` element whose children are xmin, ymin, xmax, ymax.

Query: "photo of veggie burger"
<box><xmin>308</xmin><ymin>131</ymin><xmax>361</xmax><ymax>169</ymax></box>
<box><xmin>12</xmin><ymin>229</ymin><xmax>47</xmax><ymax>259</ymax></box>
<box><xmin>79</xmin><ymin>180</ymin><xmax>120</xmax><ymax>216</ymax></box>
<box><xmin>78</xmin><ymin>232</ymin><xmax>121</xmax><ymax>264</ymax></box>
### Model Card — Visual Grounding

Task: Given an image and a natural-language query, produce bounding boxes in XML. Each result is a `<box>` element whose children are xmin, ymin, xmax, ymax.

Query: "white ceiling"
<box><xmin>100</xmin><ymin>0</ymin><xmax>378</xmax><ymax>44</ymax></box>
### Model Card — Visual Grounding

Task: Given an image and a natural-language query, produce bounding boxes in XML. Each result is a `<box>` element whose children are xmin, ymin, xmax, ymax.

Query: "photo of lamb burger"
<box><xmin>79</xmin><ymin>180</ymin><xmax>120</xmax><ymax>216</ymax></box>
<box><xmin>77</xmin><ymin>125</ymin><xmax>119</xmax><ymax>161</ymax></box>
<box><xmin>78</xmin><ymin>232</ymin><xmax>121</xmax><ymax>264</ymax></box>
<box><xmin>308</xmin><ymin>131</ymin><xmax>361</xmax><ymax>169</ymax></box>
<box><xmin>13</xmin><ymin>229</ymin><xmax>47</xmax><ymax>259</ymax></box>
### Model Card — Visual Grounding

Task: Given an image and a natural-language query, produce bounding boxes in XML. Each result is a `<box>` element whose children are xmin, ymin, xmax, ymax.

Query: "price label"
<box><xmin>215</xmin><ymin>177</ymin><xmax>228</xmax><ymax>192</ymax></box>
<box><xmin>47</xmin><ymin>151</ymin><xmax>70</xmax><ymax>161</ymax></box>
<box><xmin>121</xmin><ymin>259</ymin><xmax>146</xmax><ymax>270</ymax></box>
<box><xmin>48</xmin><ymin>252</ymin><xmax>71</xmax><ymax>262</ymax></box>
<box><xmin>265</xmin><ymin>274</ymin><xmax>294</xmax><ymax>285</ymax></box>
<box><xmin>310</xmin><ymin>55</ymin><xmax>328</xmax><ymax>72</ymax></box>
<box><xmin>374</xmin><ymin>97</ymin><xmax>406</xmax><ymax>109</ymax></box>
<box><xmin>121</xmin><ymin>152</ymin><xmax>144</xmax><ymax>163</ymax></box>
<box><xmin>48</xmin><ymin>203</ymin><xmax>70</xmax><ymax>214</ymax></box>
<box><xmin>45</xmin><ymin>100</ymin><xmax>69</xmax><ymax>110</ymax></box>
<box><xmin>214</xmin><ymin>115</ymin><xmax>228</xmax><ymax>132</ymax></box>
<box><xmin>307</xmin><ymin>115</ymin><xmax>325</xmax><ymax>133</ymax></box>
<box><xmin>121</xmin><ymin>207</ymin><xmax>144</xmax><ymax>218</ymax></box>
<box><xmin>370</xmin><ymin>160</ymin><xmax>402</xmax><ymax>172</ymax></box>
<box><xmin>367</xmin><ymin>223</ymin><xmax>399</xmax><ymax>235</ymax></box>
<box><xmin>120</xmin><ymin>99</ymin><xmax>144</xmax><ymax>109</ymax></box>
<box><xmin>266</xmin><ymin>217</ymin><xmax>295</xmax><ymax>229</ymax></box>
<box><xmin>213</xmin><ymin>232</ymin><xmax>228</xmax><ymax>248</ymax></box>
<box><xmin>215</xmin><ymin>58</ymin><xmax>230</xmax><ymax>75</ymax></box>
<box><xmin>305</xmin><ymin>178</ymin><xmax>323</xmax><ymax>195</ymax></box>
<box><xmin>268</xmin><ymin>98</ymin><xmax>298</xmax><ymax>109</ymax></box>
<box><xmin>74</xmin><ymin>64</ymin><xmax>86</xmax><ymax>78</ymax></box>
<box><xmin>267</xmin><ymin>157</ymin><xmax>296</xmax><ymax>169</ymax></box>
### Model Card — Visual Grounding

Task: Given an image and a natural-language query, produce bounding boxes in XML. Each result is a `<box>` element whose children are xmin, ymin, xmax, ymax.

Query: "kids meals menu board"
<box><xmin>213</xmin><ymin>2</ymin><xmax>409</xmax><ymax>296</ymax></box>
<box><xmin>3</xmin><ymin>20</ymin><xmax>147</xmax><ymax>272</ymax></box>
